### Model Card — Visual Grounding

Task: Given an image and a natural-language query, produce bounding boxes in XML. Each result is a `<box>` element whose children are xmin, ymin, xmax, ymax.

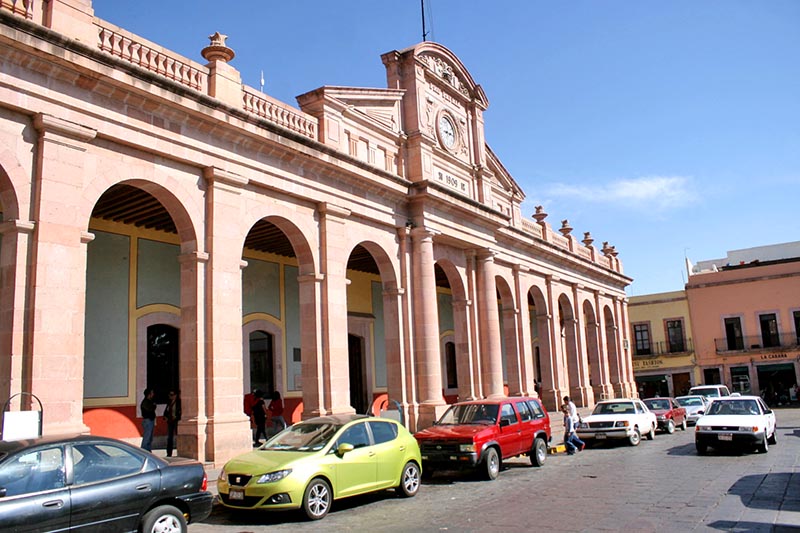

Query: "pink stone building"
<box><xmin>686</xmin><ymin>242</ymin><xmax>800</xmax><ymax>402</ymax></box>
<box><xmin>0</xmin><ymin>1</ymin><xmax>633</xmax><ymax>464</ymax></box>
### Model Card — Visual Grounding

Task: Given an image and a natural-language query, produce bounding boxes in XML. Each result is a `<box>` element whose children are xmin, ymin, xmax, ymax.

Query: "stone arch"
<box><xmin>582</xmin><ymin>299</ymin><xmax>601</xmax><ymax>404</ymax></box>
<box><xmin>558</xmin><ymin>293</ymin><xmax>583</xmax><ymax>405</ymax></box>
<box><xmin>527</xmin><ymin>283</ymin><xmax>556</xmax><ymax>409</ymax></box>
<box><xmin>434</xmin><ymin>258</ymin><xmax>472</xmax><ymax>401</ymax></box>
<box><xmin>496</xmin><ymin>275</ymin><xmax>521</xmax><ymax>396</ymax></box>
<box><xmin>604</xmin><ymin>305</ymin><xmax>622</xmax><ymax>396</ymax></box>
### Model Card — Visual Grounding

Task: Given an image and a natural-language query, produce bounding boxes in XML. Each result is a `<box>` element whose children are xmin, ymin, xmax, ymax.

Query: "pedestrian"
<box><xmin>561</xmin><ymin>404</ymin><xmax>585</xmax><ymax>455</ymax></box>
<box><xmin>563</xmin><ymin>395</ymin><xmax>579</xmax><ymax>424</ymax></box>
<box><xmin>140</xmin><ymin>388</ymin><xmax>157</xmax><ymax>452</ymax></box>
<box><xmin>252</xmin><ymin>390</ymin><xmax>268</xmax><ymax>446</ymax></box>
<box><xmin>163</xmin><ymin>389</ymin><xmax>182</xmax><ymax>457</ymax></box>
<box><xmin>268</xmin><ymin>390</ymin><xmax>287</xmax><ymax>435</ymax></box>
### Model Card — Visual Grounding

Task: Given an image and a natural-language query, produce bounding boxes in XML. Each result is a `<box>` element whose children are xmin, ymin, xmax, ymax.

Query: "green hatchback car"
<box><xmin>218</xmin><ymin>414</ymin><xmax>422</xmax><ymax>520</ymax></box>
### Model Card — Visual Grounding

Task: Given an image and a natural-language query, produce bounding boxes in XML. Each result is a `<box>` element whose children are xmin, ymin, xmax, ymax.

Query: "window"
<box><xmin>0</xmin><ymin>447</ymin><xmax>65</xmax><ymax>496</ymax></box>
<box><xmin>147</xmin><ymin>324</ymin><xmax>179</xmax><ymax>404</ymax></box>
<box><xmin>794</xmin><ymin>311</ymin><xmax>800</xmax><ymax>344</ymax></box>
<box><xmin>72</xmin><ymin>443</ymin><xmax>145</xmax><ymax>484</ymax></box>
<box><xmin>444</xmin><ymin>341</ymin><xmax>458</xmax><ymax>389</ymax></box>
<box><xmin>336</xmin><ymin>423</ymin><xmax>371</xmax><ymax>449</ymax></box>
<box><xmin>527</xmin><ymin>400</ymin><xmax>545</xmax><ymax>419</ymax></box>
<box><xmin>724</xmin><ymin>317</ymin><xmax>743</xmax><ymax>351</ymax></box>
<box><xmin>633</xmin><ymin>324</ymin><xmax>651</xmax><ymax>355</ymax></box>
<box><xmin>666</xmin><ymin>320</ymin><xmax>685</xmax><ymax>353</ymax></box>
<box><xmin>516</xmin><ymin>400</ymin><xmax>533</xmax><ymax>422</ymax></box>
<box><xmin>759</xmin><ymin>313</ymin><xmax>780</xmax><ymax>348</ymax></box>
<box><xmin>500</xmin><ymin>403</ymin><xmax>518</xmax><ymax>426</ymax></box>
<box><xmin>368</xmin><ymin>421</ymin><xmax>397</xmax><ymax>445</ymax></box>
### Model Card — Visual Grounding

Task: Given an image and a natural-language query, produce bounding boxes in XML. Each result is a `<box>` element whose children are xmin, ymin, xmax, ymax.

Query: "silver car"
<box><xmin>675</xmin><ymin>395</ymin><xmax>710</xmax><ymax>425</ymax></box>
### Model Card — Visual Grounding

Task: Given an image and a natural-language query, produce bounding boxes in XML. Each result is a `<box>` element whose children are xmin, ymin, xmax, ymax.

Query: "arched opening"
<box><xmin>248</xmin><ymin>330</ymin><xmax>275</xmax><ymax>395</ymax></box>
<box><xmin>146</xmin><ymin>324</ymin><xmax>179</xmax><ymax>405</ymax></box>
<box><xmin>496</xmin><ymin>276</ymin><xmax>520</xmax><ymax>396</ymax></box>
<box><xmin>529</xmin><ymin>286</ymin><xmax>556</xmax><ymax>410</ymax></box>
<box><xmin>558</xmin><ymin>294</ymin><xmax>583</xmax><ymax>405</ymax></box>
<box><xmin>605</xmin><ymin>305</ymin><xmax>622</xmax><ymax>397</ymax></box>
<box><xmin>434</xmin><ymin>260</ymin><xmax>471</xmax><ymax>402</ymax></box>
<box><xmin>583</xmin><ymin>300</ymin><xmax>600</xmax><ymax>405</ymax></box>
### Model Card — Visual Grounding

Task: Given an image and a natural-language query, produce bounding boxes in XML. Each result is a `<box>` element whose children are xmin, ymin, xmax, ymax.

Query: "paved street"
<box><xmin>191</xmin><ymin>407</ymin><xmax>800</xmax><ymax>532</ymax></box>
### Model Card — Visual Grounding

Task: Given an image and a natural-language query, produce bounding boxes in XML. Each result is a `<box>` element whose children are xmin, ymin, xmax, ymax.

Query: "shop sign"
<box><xmin>760</xmin><ymin>353</ymin><xmax>788</xmax><ymax>361</ymax></box>
<box><xmin>633</xmin><ymin>359</ymin><xmax>662</xmax><ymax>370</ymax></box>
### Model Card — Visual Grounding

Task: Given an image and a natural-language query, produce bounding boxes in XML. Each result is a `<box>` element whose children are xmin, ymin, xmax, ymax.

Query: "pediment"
<box><xmin>486</xmin><ymin>145</ymin><xmax>524</xmax><ymax>198</ymax></box>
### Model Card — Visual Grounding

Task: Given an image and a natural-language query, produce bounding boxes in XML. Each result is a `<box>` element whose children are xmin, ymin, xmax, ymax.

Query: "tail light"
<box><xmin>201</xmin><ymin>472</ymin><xmax>208</xmax><ymax>492</ymax></box>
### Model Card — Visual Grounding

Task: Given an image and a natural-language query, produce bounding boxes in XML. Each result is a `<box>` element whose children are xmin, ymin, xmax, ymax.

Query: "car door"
<box><xmin>497</xmin><ymin>402</ymin><xmax>522</xmax><ymax>457</ymax></box>
<box><xmin>0</xmin><ymin>445</ymin><xmax>70</xmax><ymax>533</ymax></box>
<box><xmin>332</xmin><ymin>422</ymin><xmax>378</xmax><ymax>498</ymax></box>
<box><xmin>68</xmin><ymin>442</ymin><xmax>158</xmax><ymax>532</ymax></box>
<box><xmin>757</xmin><ymin>398</ymin><xmax>776</xmax><ymax>435</ymax></box>
<box><xmin>514</xmin><ymin>400</ymin><xmax>537</xmax><ymax>451</ymax></box>
<box><xmin>368</xmin><ymin>421</ymin><xmax>403</xmax><ymax>488</ymax></box>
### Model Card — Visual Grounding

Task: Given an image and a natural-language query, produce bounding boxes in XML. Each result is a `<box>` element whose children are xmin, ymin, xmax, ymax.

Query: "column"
<box><xmin>476</xmin><ymin>249</ymin><xmax>504</xmax><ymax>398</ymax></box>
<box><xmin>513</xmin><ymin>266</ymin><xmax>536</xmax><ymax>397</ymax></box>
<box><xmin>298</xmin><ymin>272</ymin><xmax>326</xmax><ymax>417</ymax></box>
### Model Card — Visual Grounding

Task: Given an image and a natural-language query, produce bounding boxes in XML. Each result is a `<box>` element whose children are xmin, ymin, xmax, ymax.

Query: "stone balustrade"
<box><xmin>243</xmin><ymin>87</ymin><xmax>318</xmax><ymax>140</ymax></box>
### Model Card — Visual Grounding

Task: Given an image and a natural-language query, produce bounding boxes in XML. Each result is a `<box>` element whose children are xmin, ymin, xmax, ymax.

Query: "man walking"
<box><xmin>140</xmin><ymin>388</ymin><xmax>157</xmax><ymax>451</ymax></box>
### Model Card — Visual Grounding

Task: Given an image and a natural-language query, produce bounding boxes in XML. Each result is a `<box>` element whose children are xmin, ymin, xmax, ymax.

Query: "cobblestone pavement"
<box><xmin>190</xmin><ymin>407</ymin><xmax>800</xmax><ymax>532</ymax></box>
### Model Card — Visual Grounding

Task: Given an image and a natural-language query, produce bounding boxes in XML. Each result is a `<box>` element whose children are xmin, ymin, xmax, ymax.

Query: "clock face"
<box><xmin>438</xmin><ymin>115</ymin><xmax>456</xmax><ymax>148</ymax></box>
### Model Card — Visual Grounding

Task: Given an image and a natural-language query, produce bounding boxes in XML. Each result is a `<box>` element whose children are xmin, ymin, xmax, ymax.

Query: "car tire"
<box><xmin>647</xmin><ymin>424</ymin><xmax>656</xmax><ymax>440</ymax></box>
<box><xmin>768</xmin><ymin>429</ymin><xmax>777</xmax><ymax>445</ymax></box>
<box><xmin>481</xmin><ymin>447</ymin><xmax>500</xmax><ymax>480</ymax></box>
<box><xmin>628</xmin><ymin>428</ymin><xmax>641</xmax><ymax>446</ymax></box>
<box><xmin>302</xmin><ymin>478</ymin><xmax>332</xmax><ymax>520</ymax></box>
<box><xmin>530</xmin><ymin>437</ymin><xmax>547</xmax><ymax>467</ymax></box>
<box><xmin>665</xmin><ymin>420</ymin><xmax>675</xmax><ymax>434</ymax></box>
<box><xmin>680</xmin><ymin>419</ymin><xmax>687</xmax><ymax>431</ymax></box>
<box><xmin>398</xmin><ymin>462</ymin><xmax>420</xmax><ymax>498</ymax></box>
<box><xmin>695</xmin><ymin>441</ymin><xmax>707</xmax><ymax>455</ymax></box>
<box><xmin>757</xmin><ymin>435</ymin><xmax>769</xmax><ymax>454</ymax></box>
<box><xmin>140</xmin><ymin>505</ymin><xmax>187</xmax><ymax>533</ymax></box>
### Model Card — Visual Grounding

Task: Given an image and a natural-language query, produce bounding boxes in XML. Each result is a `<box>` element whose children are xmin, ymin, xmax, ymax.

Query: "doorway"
<box><xmin>348</xmin><ymin>334</ymin><xmax>368</xmax><ymax>414</ymax></box>
<box><xmin>146</xmin><ymin>324</ymin><xmax>179</xmax><ymax>404</ymax></box>
<box><xmin>249</xmin><ymin>330</ymin><xmax>274</xmax><ymax>395</ymax></box>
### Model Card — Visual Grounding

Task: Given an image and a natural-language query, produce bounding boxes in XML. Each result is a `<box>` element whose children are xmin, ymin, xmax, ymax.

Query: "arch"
<box><xmin>242</xmin><ymin>319</ymin><xmax>284</xmax><ymax>398</ymax></box>
<box><xmin>527</xmin><ymin>284</ymin><xmax>556</xmax><ymax>409</ymax></box>
<box><xmin>403</xmin><ymin>41</ymin><xmax>489</xmax><ymax>108</ymax></box>
<box><xmin>558</xmin><ymin>293</ymin><xmax>583</xmax><ymax>406</ymax></box>
<box><xmin>0</xmin><ymin>148</ymin><xmax>23</xmax><ymax>220</ymax></box>
<box><xmin>605</xmin><ymin>305</ymin><xmax>622</xmax><ymax>396</ymax></box>
<box><xmin>496</xmin><ymin>275</ymin><xmax>522</xmax><ymax>396</ymax></box>
<box><xmin>582</xmin><ymin>299</ymin><xmax>601</xmax><ymax>404</ymax></box>
<box><xmin>434</xmin><ymin>258</ymin><xmax>472</xmax><ymax>401</ymax></box>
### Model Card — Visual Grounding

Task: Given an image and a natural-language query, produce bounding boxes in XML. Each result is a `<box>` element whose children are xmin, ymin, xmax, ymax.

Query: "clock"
<box><xmin>438</xmin><ymin>114</ymin><xmax>456</xmax><ymax>149</ymax></box>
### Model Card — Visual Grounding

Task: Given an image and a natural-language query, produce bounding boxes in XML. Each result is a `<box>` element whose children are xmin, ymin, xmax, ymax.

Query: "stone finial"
<box><xmin>201</xmin><ymin>32</ymin><xmax>235</xmax><ymax>63</ymax></box>
<box><xmin>559</xmin><ymin>219</ymin><xmax>573</xmax><ymax>236</ymax></box>
<box><xmin>532</xmin><ymin>205</ymin><xmax>548</xmax><ymax>223</ymax></box>
<box><xmin>602</xmin><ymin>241</ymin><xmax>612</xmax><ymax>254</ymax></box>
<box><xmin>582</xmin><ymin>231</ymin><xmax>594</xmax><ymax>247</ymax></box>
<box><xmin>602</xmin><ymin>242</ymin><xmax>618</xmax><ymax>257</ymax></box>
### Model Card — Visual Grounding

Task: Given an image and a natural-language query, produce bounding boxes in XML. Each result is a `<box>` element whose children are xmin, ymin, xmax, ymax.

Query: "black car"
<box><xmin>0</xmin><ymin>434</ymin><xmax>213</xmax><ymax>532</ymax></box>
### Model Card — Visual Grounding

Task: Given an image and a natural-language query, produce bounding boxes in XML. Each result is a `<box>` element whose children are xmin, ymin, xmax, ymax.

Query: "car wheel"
<box><xmin>647</xmin><ymin>424</ymin><xmax>656</xmax><ymax>440</ymax></box>
<box><xmin>768</xmin><ymin>429</ymin><xmax>777</xmax><ymax>445</ymax></box>
<box><xmin>302</xmin><ymin>478</ymin><xmax>332</xmax><ymax>520</ymax></box>
<box><xmin>530</xmin><ymin>437</ymin><xmax>547</xmax><ymax>467</ymax></box>
<box><xmin>695</xmin><ymin>441</ymin><xmax>707</xmax><ymax>455</ymax></box>
<box><xmin>398</xmin><ymin>462</ymin><xmax>420</xmax><ymax>498</ymax></box>
<box><xmin>481</xmin><ymin>447</ymin><xmax>500</xmax><ymax>480</ymax></box>
<box><xmin>140</xmin><ymin>505</ymin><xmax>187</xmax><ymax>533</ymax></box>
<box><xmin>628</xmin><ymin>428</ymin><xmax>641</xmax><ymax>446</ymax></box>
<box><xmin>665</xmin><ymin>420</ymin><xmax>675</xmax><ymax>434</ymax></box>
<box><xmin>757</xmin><ymin>434</ymin><xmax>769</xmax><ymax>454</ymax></box>
<box><xmin>680</xmin><ymin>419</ymin><xmax>687</xmax><ymax>431</ymax></box>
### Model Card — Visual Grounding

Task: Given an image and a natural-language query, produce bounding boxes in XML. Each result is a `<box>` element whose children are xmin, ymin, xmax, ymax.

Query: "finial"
<box><xmin>582</xmin><ymin>232</ymin><xmax>594</xmax><ymax>247</ymax></box>
<box><xmin>201</xmin><ymin>32</ymin><xmax>235</xmax><ymax>63</ymax></box>
<box><xmin>559</xmin><ymin>219</ymin><xmax>573</xmax><ymax>236</ymax></box>
<box><xmin>532</xmin><ymin>205</ymin><xmax>548</xmax><ymax>223</ymax></box>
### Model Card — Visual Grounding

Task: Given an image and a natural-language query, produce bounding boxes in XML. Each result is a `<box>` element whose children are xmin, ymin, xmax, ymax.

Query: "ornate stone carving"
<box><xmin>201</xmin><ymin>32</ymin><xmax>235</xmax><ymax>63</ymax></box>
<box><xmin>420</xmin><ymin>54</ymin><xmax>470</xmax><ymax>97</ymax></box>
<box><xmin>532</xmin><ymin>205</ymin><xmax>548</xmax><ymax>223</ymax></box>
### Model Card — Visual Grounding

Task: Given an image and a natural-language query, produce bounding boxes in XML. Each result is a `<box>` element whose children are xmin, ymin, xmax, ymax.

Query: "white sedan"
<box><xmin>576</xmin><ymin>399</ymin><xmax>657</xmax><ymax>446</ymax></box>
<box><xmin>675</xmin><ymin>395</ymin><xmax>710</xmax><ymax>425</ymax></box>
<box><xmin>694</xmin><ymin>395</ymin><xmax>776</xmax><ymax>454</ymax></box>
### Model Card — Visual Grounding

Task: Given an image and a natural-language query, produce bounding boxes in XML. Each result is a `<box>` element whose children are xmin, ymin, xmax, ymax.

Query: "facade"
<box><xmin>628</xmin><ymin>291</ymin><xmax>698</xmax><ymax>398</ymax></box>
<box><xmin>686</xmin><ymin>242</ymin><xmax>800</xmax><ymax>404</ymax></box>
<box><xmin>0</xmin><ymin>1</ymin><xmax>634</xmax><ymax>465</ymax></box>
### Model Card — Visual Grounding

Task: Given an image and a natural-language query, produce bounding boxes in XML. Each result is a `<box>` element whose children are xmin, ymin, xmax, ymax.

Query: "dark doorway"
<box><xmin>703</xmin><ymin>368</ymin><xmax>721</xmax><ymax>385</ymax></box>
<box><xmin>348</xmin><ymin>334</ymin><xmax>367</xmax><ymax>414</ymax></box>
<box><xmin>249</xmin><ymin>330</ymin><xmax>274</xmax><ymax>395</ymax></box>
<box><xmin>147</xmin><ymin>324</ymin><xmax>179</xmax><ymax>404</ymax></box>
<box><xmin>445</xmin><ymin>341</ymin><xmax>457</xmax><ymax>389</ymax></box>
<box><xmin>672</xmin><ymin>372</ymin><xmax>691</xmax><ymax>397</ymax></box>
<box><xmin>757</xmin><ymin>363</ymin><xmax>797</xmax><ymax>406</ymax></box>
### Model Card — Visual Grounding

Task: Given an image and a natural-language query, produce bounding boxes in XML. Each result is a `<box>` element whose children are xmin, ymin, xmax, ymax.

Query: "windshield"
<box><xmin>438</xmin><ymin>404</ymin><xmax>499</xmax><ymax>425</ymax></box>
<box><xmin>706</xmin><ymin>399</ymin><xmax>760</xmax><ymax>416</ymax></box>
<box><xmin>261</xmin><ymin>422</ymin><xmax>340</xmax><ymax>452</ymax></box>
<box><xmin>691</xmin><ymin>388</ymin><xmax>719</xmax><ymax>397</ymax></box>
<box><xmin>644</xmin><ymin>399</ymin><xmax>670</xmax><ymax>410</ymax></box>
<box><xmin>592</xmin><ymin>402</ymin><xmax>636</xmax><ymax>415</ymax></box>
<box><xmin>676</xmin><ymin>397</ymin><xmax>703</xmax><ymax>407</ymax></box>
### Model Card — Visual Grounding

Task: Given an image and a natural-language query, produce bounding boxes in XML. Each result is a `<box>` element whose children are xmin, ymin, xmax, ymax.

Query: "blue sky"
<box><xmin>92</xmin><ymin>1</ymin><xmax>800</xmax><ymax>296</ymax></box>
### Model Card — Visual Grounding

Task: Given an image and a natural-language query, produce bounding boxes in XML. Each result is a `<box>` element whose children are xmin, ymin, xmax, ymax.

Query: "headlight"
<box><xmin>614</xmin><ymin>420</ymin><xmax>630</xmax><ymax>428</ymax></box>
<box><xmin>657</xmin><ymin>416</ymin><xmax>666</xmax><ymax>421</ymax></box>
<box><xmin>698</xmin><ymin>426</ymin><xmax>712</xmax><ymax>431</ymax></box>
<box><xmin>739</xmin><ymin>426</ymin><xmax>758</xmax><ymax>433</ymax></box>
<box><xmin>257</xmin><ymin>469</ymin><xmax>292</xmax><ymax>484</ymax></box>
<box><xmin>459</xmin><ymin>443</ymin><xmax>476</xmax><ymax>453</ymax></box>
<box><xmin>218</xmin><ymin>470</ymin><xmax>228</xmax><ymax>482</ymax></box>
<box><xmin>578</xmin><ymin>422</ymin><xmax>588</xmax><ymax>429</ymax></box>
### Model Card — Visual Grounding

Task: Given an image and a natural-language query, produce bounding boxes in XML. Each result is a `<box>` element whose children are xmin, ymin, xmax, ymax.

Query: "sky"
<box><xmin>92</xmin><ymin>1</ymin><xmax>800</xmax><ymax>296</ymax></box>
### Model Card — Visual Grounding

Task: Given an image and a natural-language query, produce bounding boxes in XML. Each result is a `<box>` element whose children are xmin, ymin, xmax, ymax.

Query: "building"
<box><xmin>628</xmin><ymin>291</ymin><xmax>698</xmax><ymax>398</ymax></box>
<box><xmin>0</xmin><ymin>1</ymin><xmax>633</xmax><ymax>465</ymax></box>
<box><xmin>686</xmin><ymin>242</ymin><xmax>800</xmax><ymax>403</ymax></box>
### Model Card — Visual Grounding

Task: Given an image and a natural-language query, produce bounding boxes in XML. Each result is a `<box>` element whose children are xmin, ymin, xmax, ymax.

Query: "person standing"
<box><xmin>163</xmin><ymin>389</ymin><xmax>182</xmax><ymax>457</ymax></box>
<box><xmin>140</xmin><ymin>388</ymin><xmax>157</xmax><ymax>452</ymax></box>
<box><xmin>252</xmin><ymin>390</ymin><xmax>268</xmax><ymax>446</ymax></box>
<box><xmin>268</xmin><ymin>390</ymin><xmax>287</xmax><ymax>435</ymax></box>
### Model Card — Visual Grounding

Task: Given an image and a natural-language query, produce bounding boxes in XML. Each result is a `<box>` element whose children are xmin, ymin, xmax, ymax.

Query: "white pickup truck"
<box><xmin>576</xmin><ymin>398</ymin><xmax>658</xmax><ymax>446</ymax></box>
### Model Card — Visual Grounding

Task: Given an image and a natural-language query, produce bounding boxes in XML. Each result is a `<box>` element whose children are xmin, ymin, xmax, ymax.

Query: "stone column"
<box><xmin>452</xmin><ymin>298</ymin><xmax>477</xmax><ymax>401</ymax></box>
<box><xmin>0</xmin><ymin>220</ymin><xmax>34</xmax><ymax>408</ymax></box>
<box><xmin>396</xmin><ymin>226</ymin><xmax>417</xmax><ymax>428</ymax></box>
<box><xmin>318</xmin><ymin>203</ymin><xmax>353</xmax><ymax>415</ymax></box>
<box><xmin>30</xmin><ymin>113</ymin><xmax>96</xmax><ymax>435</ymax></box>
<box><xmin>298</xmin><ymin>272</ymin><xmax>326</xmax><ymax>418</ymax></box>
<box><xmin>476</xmin><ymin>249</ymin><xmax>504</xmax><ymax>398</ymax></box>
<box><xmin>543</xmin><ymin>274</ymin><xmax>566</xmax><ymax>408</ymax></box>
<box><xmin>513</xmin><ymin>266</ymin><xmax>536</xmax><ymax>397</ymax></box>
<box><xmin>203</xmin><ymin>167</ymin><xmax>252</xmax><ymax>465</ymax></box>
<box><xmin>411</xmin><ymin>228</ymin><xmax>445</xmax><ymax>427</ymax></box>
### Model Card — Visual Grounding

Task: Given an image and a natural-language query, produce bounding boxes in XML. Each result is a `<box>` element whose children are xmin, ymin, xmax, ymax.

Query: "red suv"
<box><xmin>414</xmin><ymin>397</ymin><xmax>551</xmax><ymax>480</ymax></box>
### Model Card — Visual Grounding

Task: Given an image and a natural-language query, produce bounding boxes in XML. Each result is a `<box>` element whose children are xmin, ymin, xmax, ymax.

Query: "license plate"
<box><xmin>595</xmin><ymin>433</ymin><xmax>607</xmax><ymax>439</ymax></box>
<box><xmin>229</xmin><ymin>489</ymin><xmax>244</xmax><ymax>501</ymax></box>
<box><xmin>719</xmin><ymin>433</ymin><xmax>733</xmax><ymax>441</ymax></box>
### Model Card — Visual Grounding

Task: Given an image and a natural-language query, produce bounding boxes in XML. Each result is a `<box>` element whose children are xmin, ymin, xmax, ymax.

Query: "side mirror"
<box><xmin>336</xmin><ymin>443</ymin><xmax>354</xmax><ymax>456</ymax></box>
<box><xmin>499</xmin><ymin>418</ymin><xmax>510</xmax><ymax>428</ymax></box>
<box><xmin>0</xmin><ymin>488</ymin><xmax>6</xmax><ymax>498</ymax></box>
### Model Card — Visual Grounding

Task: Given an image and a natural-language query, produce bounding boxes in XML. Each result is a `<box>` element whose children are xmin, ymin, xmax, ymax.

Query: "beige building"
<box><xmin>629</xmin><ymin>291</ymin><xmax>698</xmax><ymax>398</ymax></box>
<box><xmin>0</xmin><ymin>1</ymin><xmax>633</xmax><ymax>464</ymax></box>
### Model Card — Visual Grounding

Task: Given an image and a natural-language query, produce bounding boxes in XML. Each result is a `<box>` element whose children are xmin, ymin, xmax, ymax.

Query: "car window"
<box><xmin>707</xmin><ymin>399</ymin><xmax>759</xmax><ymax>416</ymax></box>
<box><xmin>676</xmin><ymin>397</ymin><xmax>703</xmax><ymax>407</ymax></box>
<box><xmin>0</xmin><ymin>446</ymin><xmax>65</xmax><ymax>497</ymax></box>
<box><xmin>644</xmin><ymin>399</ymin><xmax>670</xmax><ymax>410</ymax></box>
<box><xmin>594</xmin><ymin>402</ymin><xmax>636</xmax><ymax>415</ymax></box>
<box><xmin>337</xmin><ymin>422</ymin><xmax>371</xmax><ymax>449</ymax></box>
<box><xmin>516</xmin><ymin>401</ymin><xmax>533</xmax><ymax>422</ymax></box>
<box><xmin>72</xmin><ymin>443</ymin><xmax>145</xmax><ymax>484</ymax></box>
<box><xmin>527</xmin><ymin>400</ymin><xmax>546</xmax><ymax>419</ymax></box>
<box><xmin>500</xmin><ymin>403</ymin><xmax>518</xmax><ymax>426</ymax></box>
<box><xmin>438</xmin><ymin>404</ymin><xmax>498</xmax><ymax>425</ymax></box>
<box><xmin>265</xmin><ymin>422</ymin><xmax>339</xmax><ymax>451</ymax></box>
<box><xmin>368</xmin><ymin>421</ymin><xmax>398</xmax><ymax>444</ymax></box>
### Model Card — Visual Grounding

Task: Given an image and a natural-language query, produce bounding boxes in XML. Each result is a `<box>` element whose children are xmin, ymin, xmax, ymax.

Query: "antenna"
<box><xmin>421</xmin><ymin>0</ymin><xmax>428</xmax><ymax>41</ymax></box>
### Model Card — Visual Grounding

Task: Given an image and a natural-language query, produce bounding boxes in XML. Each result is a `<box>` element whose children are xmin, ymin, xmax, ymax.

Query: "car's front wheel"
<box><xmin>302</xmin><ymin>478</ymin><xmax>332</xmax><ymax>520</ymax></box>
<box><xmin>768</xmin><ymin>428</ymin><xmax>777</xmax><ymax>445</ymax></box>
<box><xmin>481</xmin><ymin>447</ymin><xmax>500</xmax><ymax>480</ymax></box>
<box><xmin>665</xmin><ymin>420</ymin><xmax>675</xmax><ymax>434</ymax></box>
<box><xmin>530</xmin><ymin>437</ymin><xmax>547</xmax><ymax>467</ymax></box>
<box><xmin>140</xmin><ymin>505</ymin><xmax>187</xmax><ymax>533</ymax></box>
<box><xmin>757</xmin><ymin>434</ymin><xmax>769</xmax><ymax>454</ymax></box>
<box><xmin>628</xmin><ymin>428</ymin><xmax>641</xmax><ymax>446</ymax></box>
<box><xmin>646</xmin><ymin>424</ymin><xmax>656</xmax><ymax>440</ymax></box>
<box><xmin>398</xmin><ymin>462</ymin><xmax>420</xmax><ymax>497</ymax></box>
<box><xmin>680</xmin><ymin>419</ymin><xmax>687</xmax><ymax>431</ymax></box>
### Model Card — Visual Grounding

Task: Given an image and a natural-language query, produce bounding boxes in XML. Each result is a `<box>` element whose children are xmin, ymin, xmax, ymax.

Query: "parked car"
<box><xmin>0</xmin><ymin>434</ymin><xmax>213</xmax><ymax>533</ymax></box>
<box><xmin>218</xmin><ymin>414</ymin><xmax>421</xmax><ymax>520</ymax></box>
<box><xmin>688</xmin><ymin>384</ymin><xmax>731</xmax><ymax>399</ymax></box>
<box><xmin>413</xmin><ymin>397</ymin><xmax>551</xmax><ymax>481</ymax></box>
<box><xmin>576</xmin><ymin>399</ymin><xmax>657</xmax><ymax>446</ymax></box>
<box><xmin>643</xmin><ymin>397</ymin><xmax>688</xmax><ymax>433</ymax></box>
<box><xmin>675</xmin><ymin>395</ymin><xmax>710</xmax><ymax>425</ymax></box>
<box><xmin>695</xmin><ymin>395</ymin><xmax>777</xmax><ymax>455</ymax></box>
